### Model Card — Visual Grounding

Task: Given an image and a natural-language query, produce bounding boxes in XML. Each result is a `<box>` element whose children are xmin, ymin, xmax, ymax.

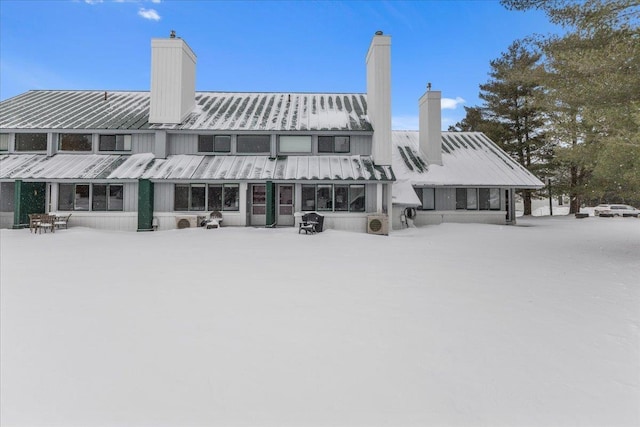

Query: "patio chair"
<box><xmin>298</xmin><ymin>213</ymin><xmax>317</xmax><ymax>234</ymax></box>
<box><xmin>54</xmin><ymin>213</ymin><xmax>71</xmax><ymax>229</ymax></box>
<box><xmin>29</xmin><ymin>214</ymin><xmax>43</xmax><ymax>233</ymax></box>
<box><xmin>36</xmin><ymin>215</ymin><xmax>55</xmax><ymax>234</ymax></box>
<box><xmin>205</xmin><ymin>211</ymin><xmax>223</xmax><ymax>229</ymax></box>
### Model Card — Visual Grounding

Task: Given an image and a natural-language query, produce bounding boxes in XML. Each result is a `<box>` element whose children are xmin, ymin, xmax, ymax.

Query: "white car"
<box><xmin>594</xmin><ymin>204</ymin><xmax>640</xmax><ymax>217</ymax></box>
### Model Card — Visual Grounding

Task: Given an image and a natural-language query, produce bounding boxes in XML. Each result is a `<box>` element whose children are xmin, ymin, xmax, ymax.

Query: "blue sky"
<box><xmin>0</xmin><ymin>0</ymin><xmax>560</xmax><ymax>129</ymax></box>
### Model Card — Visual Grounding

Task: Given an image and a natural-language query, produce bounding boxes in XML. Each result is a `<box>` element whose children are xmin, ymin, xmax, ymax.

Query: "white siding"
<box><xmin>64</xmin><ymin>212</ymin><xmax>138</xmax><ymax>231</ymax></box>
<box><xmin>0</xmin><ymin>212</ymin><xmax>13</xmax><ymax>229</ymax></box>
<box><xmin>153</xmin><ymin>182</ymin><xmax>174</xmax><ymax>211</ymax></box>
<box><xmin>168</xmin><ymin>134</ymin><xmax>197</xmax><ymax>155</ymax></box>
<box><xmin>132</xmin><ymin>133</ymin><xmax>155</xmax><ymax>154</ymax></box>
<box><xmin>349</xmin><ymin>135</ymin><xmax>372</xmax><ymax>155</ymax></box>
<box><xmin>0</xmin><ymin>182</ymin><xmax>15</xmax><ymax>212</ymax></box>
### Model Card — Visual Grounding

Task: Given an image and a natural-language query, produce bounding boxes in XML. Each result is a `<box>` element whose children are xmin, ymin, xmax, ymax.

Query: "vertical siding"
<box><xmin>350</xmin><ymin>135</ymin><xmax>372</xmax><ymax>156</ymax></box>
<box><xmin>0</xmin><ymin>212</ymin><xmax>15</xmax><ymax>229</ymax></box>
<box><xmin>168</xmin><ymin>133</ymin><xmax>197</xmax><ymax>155</ymax></box>
<box><xmin>132</xmin><ymin>133</ymin><xmax>155</xmax><ymax>154</ymax></box>
<box><xmin>123</xmin><ymin>182</ymin><xmax>138</xmax><ymax>212</ymax></box>
<box><xmin>365</xmin><ymin>183</ymin><xmax>377</xmax><ymax>212</ymax></box>
<box><xmin>153</xmin><ymin>182</ymin><xmax>174</xmax><ymax>212</ymax></box>
<box><xmin>64</xmin><ymin>212</ymin><xmax>138</xmax><ymax>231</ymax></box>
<box><xmin>0</xmin><ymin>182</ymin><xmax>15</xmax><ymax>212</ymax></box>
<box><xmin>435</xmin><ymin>188</ymin><xmax>456</xmax><ymax>210</ymax></box>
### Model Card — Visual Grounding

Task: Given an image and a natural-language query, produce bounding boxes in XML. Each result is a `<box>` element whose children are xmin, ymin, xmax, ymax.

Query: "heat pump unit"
<box><xmin>175</xmin><ymin>215</ymin><xmax>198</xmax><ymax>229</ymax></box>
<box><xmin>367</xmin><ymin>215</ymin><xmax>389</xmax><ymax>235</ymax></box>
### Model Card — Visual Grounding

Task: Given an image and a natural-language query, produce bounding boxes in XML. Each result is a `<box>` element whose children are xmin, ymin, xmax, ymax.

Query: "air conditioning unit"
<box><xmin>367</xmin><ymin>215</ymin><xmax>389</xmax><ymax>235</ymax></box>
<box><xmin>175</xmin><ymin>215</ymin><xmax>198</xmax><ymax>229</ymax></box>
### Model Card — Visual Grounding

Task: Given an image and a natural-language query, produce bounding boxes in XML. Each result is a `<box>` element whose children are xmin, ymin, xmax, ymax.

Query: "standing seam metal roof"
<box><xmin>0</xmin><ymin>91</ymin><xmax>372</xmax><ymax>132</ymax></box>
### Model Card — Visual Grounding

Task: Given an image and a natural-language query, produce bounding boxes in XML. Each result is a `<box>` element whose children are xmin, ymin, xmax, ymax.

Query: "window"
<box><xmin>318</xmin><ymin>136</ymin><xmax>350</xmax><ymax>153</ymax></box>
<box><xmin>92</xmin><ymin>184</ymin><xmax>124</xmax><ymax>211</ymax></box>
<box><xmin>252</xmin><ymin>185</ymin><xmax>266</xmax><ymax>215</ymax></box>
<box><xmin>58</xmin><ymin>184</ymin><xmax>89</xmax><ymax>211</ymax></box>
<box><xmin>0</xmin><ymin>134</ymin><xmax>9</xmax><ymax>151</ymax></box>
<box><xmin>479</xmin><ymin>188</ymin><xmax>500</xmax><ymax>210</ymax></box>
<box><xmin>456</xmin><ymin>188</ymin><xmax>478</xmax><ymax>210</ymax></box>
<box><xmin>59</xmin><ymin>134</ymin><xmax>92</xmax><ymax>151</ymax></box>
<box><xmin>175</xmin><ymin>184</ymin><xmax>239</xmax><ymax>211</ymax></box>
<box><xmin>59</xmin><ymin>183</ymin><xmax>124</xmax><ymax>211</ymax></box>
<box><xmin>99</xmin><ymin>135</ymin><xmax>131</xmax><ymax>152</ymax></box>
<box><xmin>198</xmin><ymin>135</ymin><xmax>231</xmax><ymax>153</ymax></box>
<box><xmin>15</xmin><ymin>133</ymin><xmax>47</xmax><ymax>151</ymax></box>
<box><xmin>279</xmin><ymin>135</ymin><xmax>312</xmax><ymax>154</ymax></box>
<box><xmin>301</xmin><ymin>184</ymin><xmax>365</xmax><ymax>212</ymax></box>
<box><xmin>237</xmin><ymin>135</ymin><xmax>270</xmax><ymax>153</ymax></box>
<box><xmin>417</xmin><ymin>187</ymin><xmax>435</xmax><ymax>210</ymax></box>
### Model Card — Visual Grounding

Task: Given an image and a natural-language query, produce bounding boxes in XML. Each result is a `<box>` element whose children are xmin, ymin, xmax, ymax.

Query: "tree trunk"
<box><xmin>523</xmin><ymin>189</ymin><xmax>532</xmax><ymax>215</ymax></box>
<box><xmin>569</xmin><ymin>164</ymin><xmax>579</xmax><ymax>214</ymax></box>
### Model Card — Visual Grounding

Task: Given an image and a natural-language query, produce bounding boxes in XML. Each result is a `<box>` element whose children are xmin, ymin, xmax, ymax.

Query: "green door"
<box><xmin>14</xmin><ymin>181</ymin><xmax>46</xmax><ymax>227</ymax></box>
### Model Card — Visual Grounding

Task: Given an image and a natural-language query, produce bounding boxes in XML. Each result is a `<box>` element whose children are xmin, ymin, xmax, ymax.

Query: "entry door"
<box><xmin>277</xmin><ymin>184</ymin><xmax>294</xmax><ymax>226</ymax></box>
<box><xmin>250</xmin><ymin>184</ymin><xmax>266</xmax><ymax>226</ymax></box>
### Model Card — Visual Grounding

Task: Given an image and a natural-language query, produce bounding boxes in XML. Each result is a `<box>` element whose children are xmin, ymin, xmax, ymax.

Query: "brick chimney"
<box><xmin>419</xmin><ymin>87</ymin><xmax>442</xmax><ymax>165</ymax></box>
<box><xmin>366</xmin><ymin>31</ymin><xmax>392</xmax><ymax>165</ymax></box>
<box><xmin>149</xmin><ymin>32</ymin><xmax>196</xmax><ymax>124</ymax></box>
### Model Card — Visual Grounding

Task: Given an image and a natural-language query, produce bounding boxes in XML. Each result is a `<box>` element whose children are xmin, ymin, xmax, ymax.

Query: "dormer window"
<box><xmin>59</xmin><ymin>133</ymin><xmax>92</xmax><ymax>151</ymax></box>
<box><xmin>318</xmin><ymin>136</ymin><xmax>350</xmax><ymax>153</ymax></box>
<box><xmin>15</xmin><ymin>133</ymin><xmax>47</xmax><ymax>151</ymax></box>
<box><xmin>0</xmin><ymin>134</ymin><xmax>8</xmax><ymax>151</ymax></box>
<box><xmin>236</xmin><ymin>135</ymin><xmax>270</xmax><ymax>154</ymax></box>
<box><xmin>278</xmin><ymin>135</ymin><xmax>311</xmax><ymax>154</ymax></box>
<box><xmin>99</xmin><ymin>135</ymin><xmax>131</xmax><ymax>152</ymax></box>
<box><xmin>198</xmin><ymin>135</ymin><xmax>231</xmax><ymax>153</ymax></box>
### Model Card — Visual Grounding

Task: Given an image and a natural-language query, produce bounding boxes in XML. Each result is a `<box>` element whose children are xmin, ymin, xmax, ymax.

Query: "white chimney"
<box><xmin>366</xmin><ymin>31</ymin><xmax>392</xmax><ymax>165</ymax></box>
<box><xmin>149</xmin><ymin>34</ymin><xmax>196</xmax><ymax>124</ymax></box>
<box><xmin>419</xmin><ymin>88</ymin><xmax>442</xmax><ymax>165</ymax></box>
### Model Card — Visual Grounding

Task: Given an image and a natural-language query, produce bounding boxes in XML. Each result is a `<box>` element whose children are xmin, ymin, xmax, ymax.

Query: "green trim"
<box><xmin>13</xmin><ymin>180</ymin><xmax>46</xmax><ymax>228</ymax></box>
<box><xmin>137</xmin><ymin>179</ymin><xmax>154</xmax><ymax>231</ymax></box>
<box><xmin>12</xmin><ymin>180</ymin><xmax>22</xmax><ymax>229</ymax></box>
<box><xmin>266</xmin><ymin>180</ymin><xmax>276</xmax><ymax>227</ymax></box>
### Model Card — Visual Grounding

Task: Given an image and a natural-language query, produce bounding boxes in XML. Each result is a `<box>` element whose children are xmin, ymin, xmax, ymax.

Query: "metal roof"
<box><xmin>0</xmin><ymin>153</ymin><xmax>393</xmax><ymax>182</ymax></box>
<box><xmin>392</xmin><ymin>131</ymin><xmax>544</xmax><ymax>188</ymax></box>
<box><xmin>0</xmin><ymin>91</ymin><xmax>372</xmax><ymax>132</ymax></box>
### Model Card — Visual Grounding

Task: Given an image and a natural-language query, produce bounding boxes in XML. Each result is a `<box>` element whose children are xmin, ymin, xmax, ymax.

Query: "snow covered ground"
<box><xmin>1</xmin><ymin>216</ymin><xmax>638</xmax><ymax>426</ymax></box>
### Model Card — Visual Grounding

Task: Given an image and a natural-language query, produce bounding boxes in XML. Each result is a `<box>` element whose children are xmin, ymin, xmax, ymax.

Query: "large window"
<box><xmin>236</xmin><ymin>135</ymin><xmax>270</xmax><ymax>153</ymax></box>
<box><xmin>416</xmin><ymin>187</ymin><xmax>435</xmax><ymax>210</ymax></box>
<box><xmin>99</xmin><ymin>135</ymin><xmax>131</xmax><ymax>152</ymax></box>
<box><xmin>279</xmin><ymin>135</ymin><xmax>312</xmax><ymax>154</ymax></box>
<box><xmin>15</xmin><ymin>133</ymin><xmax>47</xmax><ymax>151</ymax></box>
<box><xmin>59</xmin><ymin>134</ymin><xmax>92</xmax><ymax>151</ymax></box>
<box><xmin>0</xmin><ymin>134</ymin><xmax>9</xmax><ymax>151</ymax></box>
<box><xmin>92</xmin><ymin>184</ymin><xmax>124</xmax><ymax>211</ymax></box>
<box><xmin>456</xmin><ymin>188</ymin><xmax>500</xmax><ymax>210</ymax></box>
<box><xmin>198</xmin><ymin>135</ymin><xmax>231</xmax><ymax>153</ymax></box>
<box><xmin>175</xmin><ymin>184</ymin><xmax>239</xmax><ymax>211</ymax></box>
<box><xmin>318</xmin><ymin>136</ymin><xmax>350</xmax><ymax>153</ymax></box>
<box><xmin>301</xmin><ymin>184</ymin><xmax>365</xmax><ymax>212</ymax></box>
<box><xmin>59</xmin><ymin>184</ymin><xmax>124</xmax><ymax>211</ymax></box>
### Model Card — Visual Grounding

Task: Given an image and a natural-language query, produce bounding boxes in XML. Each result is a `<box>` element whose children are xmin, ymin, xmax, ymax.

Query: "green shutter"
<box><xmin>266</xmin><ymin>180</ymin><xmax>276</xmax><ymax>227</ymax></box>
<box><xmin>137</xmin><ymin>179</ymin><xmax>154</xmax><ymax>231</ymax></box>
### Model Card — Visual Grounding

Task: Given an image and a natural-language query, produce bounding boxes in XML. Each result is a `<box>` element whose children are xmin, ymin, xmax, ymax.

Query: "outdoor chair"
<box><xmin>36</xmin><ymin>215</ymin><xmax>55</xmax><ymax>234</ymax></box>
<box><xmin>29</xmin><ymin>214</ymin><xmax>43</xmax><ymax>233</ymax></box>
<box><xmin>298</xmin><ymin>213</ymin><xmax>318</xmax><ymax>234</ymax></box>
<box><xmin>54</xmin><ymin>213</ymin><xmax>72</xmax><ymax>229</ymax></box>
<box><xmin>205</xmin><ymin>211</ymin><xmax>223</xmax><ymax>229</ymax></box>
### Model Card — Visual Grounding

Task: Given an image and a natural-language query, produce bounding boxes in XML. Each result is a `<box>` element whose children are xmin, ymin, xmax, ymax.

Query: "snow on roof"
<box><xmin>0</xmin><ymin>91</ymin><xmax>372</xmax><ymax>132</ymax></box>
<box><xmin>0</xmin><ymin>153</ymin><xmax>393</xmax><ymax>182</ymax></box>
<box><xmin>392</xmin><ymin>131</ymin><xmax>544</xmax><ymax>189</ymax></box>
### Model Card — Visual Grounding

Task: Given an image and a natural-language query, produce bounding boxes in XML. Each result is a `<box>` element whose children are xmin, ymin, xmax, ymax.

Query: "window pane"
<box><xmin>0</xmin><ymin>134</ymin><xmax>9</xmax><ymax>151</ymax></box>
<box><xmin>317</xmin><ymin>184</ymin><xmax>332</xmax><ymax>211</ymax></box>
<box><xmin>349</xmin><ymin>185</ymin><xmax>365</xmax><ymax>212</ymax></box>
<box><xmin>279</xmin><ymin>136</ymin><xmax>312</xmax><ymax>153</ymax></box>
<box><xmin>223</xmin><ymin>185</ymin><xmax>239</xmax><ymax>211</ymax></box>
<box><xmin>423</xmin><ymin>188</ymin><xmax>435</xmax><ymax>210</ymax></box>
<box><xmin>174</xmin><ymin>185</ymin><xmax>189</xmax><ymax>210</ymax></box>
<box><xmin>467</xmin><ymin>188</ymin><xmax>478</xmax><ymax>210</ymax></box>
<box><xmin>317</xmin><ymin>136</ymin><xmax>333</xmax><ymax>153</ymax></box>
<box><xmin>198</xmin><ymin>135</ymin><xmax>214</xmax><ymax>152</ymax></box>
<box><xmin>60</xmin><ymin>134</ymin><xmax>92</xmax><ymax>151</ymax></box>
<box><xmin>214</xmin><ymin>135</ymin><xmax>231</xmax><ymax>153</ymax></box>
<box><xmin>334</xmin><ymin>185</ymin><xmax>349</xmax><ymax>211</ymax></box>
<box><xmin>58</xmin><ymin>184</ymin><xmax>74</xmax><ymax>210</ymax></box>
<box><xmin>208</xmin><ymin>185</ymin><xmax>223</xmax><ymax>210</ymax></box>
<box><xmin>109</xmin><ymin>185</ymin><xmax>124</xmax><ymax>211</ymax></box>
<box><xmin>237</xmin><ymin>135</ymin><xmax>270</xmax><ymax>153</ymax></box>
<box><xmin>479</xmin><ymin>188</ymin><xmax>491</xmax><ymax>210</ymax></box>
<box><xmin>99</xmin><ymin>135</ymin><xmax>116</xmax><ymax>151</ymax></box>
<box><xmin>0</xmin><ymin>182</ymin><xmax>15</xmax><ymax>212</ymax></box>
<box><xmin>301</xmin><ymin>185</ymin><xmax>316</xmax><ymax>211</ymax></box>
<box><xmin>456</xmin><ymin>188</ymin><xmax>466</xmax><ymax>209</ymax></box>
<box><xmin>252</xmin><ymin>185</ymin><xmax>266</xmax><ymax>205</ymax></box>
<box><xmin>15</xmin><ymin>133</ymin><xmax>47</xmax><ymax>151</ymax></box>
<box><xmin>92</xmin><ymin>184</ymin><xmax>107</xmax><ymax>211</ymax></box>
<box><xmin>190</xmin><ymin>184</ymin><xmax>206</xmax><ymax>211</ymax></box>
<box><xmin>334</xmin><ymin>136</ymin><xmax>350</xmax><ymax>153</ymax></box>
<box><xmin>489</xmin><ymin>188</ymin><xmax>500</xmax><ymax>210</ymax></box>
<box><xmin>75</xmin><ymin>185</ymin><xmax>90</xmax><ymax>211</ymax></box>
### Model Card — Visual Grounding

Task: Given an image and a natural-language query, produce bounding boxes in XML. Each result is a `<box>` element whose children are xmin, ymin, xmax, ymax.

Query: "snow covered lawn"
<box><xmin>1</xmin><ymin>217</ymin><xmax>638</xmax><ymax>426</ymax></box>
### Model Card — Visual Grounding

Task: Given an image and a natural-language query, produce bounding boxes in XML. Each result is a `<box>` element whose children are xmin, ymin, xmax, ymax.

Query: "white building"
<box><xmin>0</xmin><ymin>32</ymin><xmax>542</xmax><ymax>234</ymax></box>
